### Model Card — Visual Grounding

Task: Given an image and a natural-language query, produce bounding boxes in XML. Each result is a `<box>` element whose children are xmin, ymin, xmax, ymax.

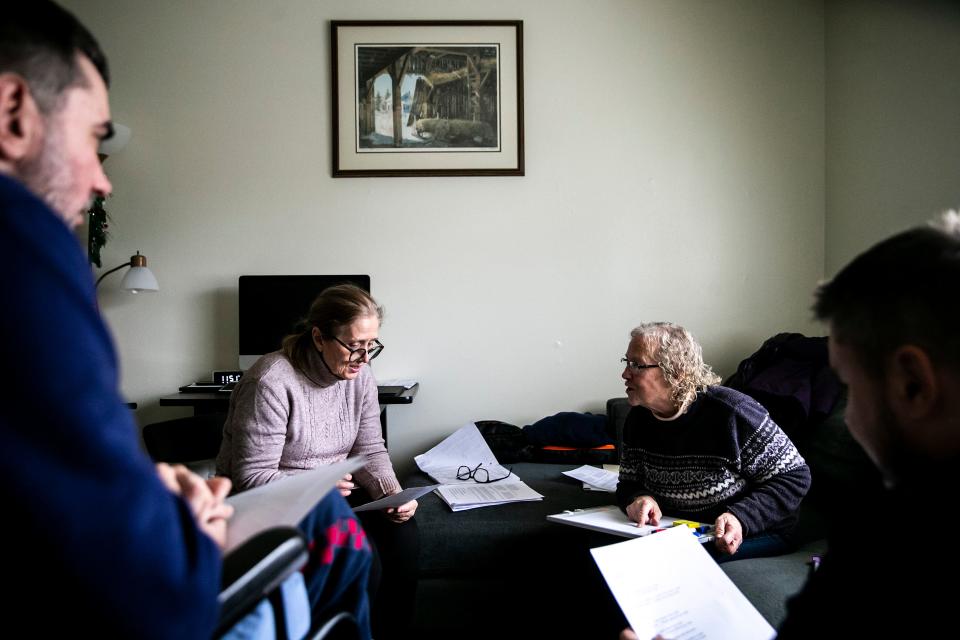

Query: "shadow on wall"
<box><xmin>211</xmin><ymin>285</ymin><xmax>239</xmax><ymax>370</ymax></box>
<box><xmin>130</xmin><ymin>285</ymin><xmax>236</xmax><ymax>454</ymax></box>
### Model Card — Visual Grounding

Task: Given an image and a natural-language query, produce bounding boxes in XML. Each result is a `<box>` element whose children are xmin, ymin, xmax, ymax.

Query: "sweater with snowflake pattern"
<box><xmin>615</xmin><ymin>385</ymin><xmax>811</xmax><ymax>538</ymax></box>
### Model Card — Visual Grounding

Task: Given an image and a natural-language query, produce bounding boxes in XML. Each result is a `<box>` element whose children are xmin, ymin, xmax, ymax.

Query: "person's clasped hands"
<box><xmin>156</xmin><ymin>463</ymin><xmax>234</xmax><ymax>550</ymax></box>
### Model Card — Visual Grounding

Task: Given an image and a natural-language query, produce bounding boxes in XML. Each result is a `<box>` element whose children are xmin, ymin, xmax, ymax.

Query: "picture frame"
<box><xmin>331</xmin><ymin>20</ymin><xmax>524</xmax><ymax>177</ymax></box>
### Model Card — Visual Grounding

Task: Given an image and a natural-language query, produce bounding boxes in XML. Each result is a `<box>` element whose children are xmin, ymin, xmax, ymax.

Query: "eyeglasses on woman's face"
<box><xmin>621</xmin><ymin>357</ymin><xmax>659</xmax><ymax>373</ymax></box>
<box><xmin>333</xmin><ymin>336</ymin><xmax>384</xmax><ymax>362</ymax></box>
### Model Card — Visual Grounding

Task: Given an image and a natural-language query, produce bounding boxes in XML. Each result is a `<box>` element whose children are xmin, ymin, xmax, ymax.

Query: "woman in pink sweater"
<box><xmin>216</xmin><ymin>283</ymin><xmax>419</xmax><ymax>638</ymax></box>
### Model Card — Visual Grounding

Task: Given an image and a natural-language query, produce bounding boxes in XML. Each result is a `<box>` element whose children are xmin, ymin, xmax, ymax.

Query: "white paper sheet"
<box><xmin>562</xmin><ymin>465</ymin><xmax>619</xmax><ymax>492</ymax></box>
<box><xmin>377</xmin><ymin>378</ymin><xmax>418</xmax><ymax>389</ymax></box>
<box><xmin>224</xmin><ymin>457</ymin><xmax>364</xmax><ymax>553</ymax></box>
<box><xmin>414</xmin><ymin>423</ymin><xmax>511</xmax><ymax>484</ymax></box>
<box><xmin>591</xmin><ymin>526</ymin><xmax>776</xmax><ymax>640</ymax></box>
<box><xmin>549</xmin><ymin>505</ymin><xmax>713</xmax><ymax>541</ymax></box>
<box><xmin>352</xmin><ymin>484</ymin><xmax>438</xmax><ymax>512</ymax></box>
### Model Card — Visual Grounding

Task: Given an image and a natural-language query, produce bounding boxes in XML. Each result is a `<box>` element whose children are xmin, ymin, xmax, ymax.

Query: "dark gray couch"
<box><xmin>408</xmin><ymin>460</ymin><xmax>630</xmax><ymax>636</ymax></box>
<box><xmin>407</xmin><ymin>393</ymin><xmax>879</xmax><ymax>635</ymax></box>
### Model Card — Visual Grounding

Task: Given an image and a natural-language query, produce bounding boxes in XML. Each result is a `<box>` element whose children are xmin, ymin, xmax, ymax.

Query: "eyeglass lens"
<box><xmin>621</xmin><ymin>358</ymin><xmax>657</xmax><ymax>371</ymax></box>
<box><xmin>338</xmin><ymin>337</ymin><xmax>383</xmax><ymax>361</ymax></box>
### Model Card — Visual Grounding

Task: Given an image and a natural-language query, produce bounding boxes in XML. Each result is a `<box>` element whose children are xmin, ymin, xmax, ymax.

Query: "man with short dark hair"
<box><xmin>0</xmin><ymin>2</ymin><xmax>114</xmax><ymax>230</ymax></box>
<box><xmin>0</xmin><ymin>3</ymin><xmax>370</xmax><ymax>636</ymax></box>
<box><xmin>621</xmin><ymin>215</ymin><xmax>960</xmax><ymax>640</ymax></box>
<box><xmin>778</xmin><ymin>212</ymin><xmax>960</xmax><ymax>637</ymax></box>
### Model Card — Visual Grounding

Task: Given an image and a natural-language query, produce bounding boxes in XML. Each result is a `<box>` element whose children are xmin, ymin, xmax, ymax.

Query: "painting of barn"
<box><xmin>355</xmin><ymin>44</ymin><xmax>500</xmax><ymax>151</ymax></box>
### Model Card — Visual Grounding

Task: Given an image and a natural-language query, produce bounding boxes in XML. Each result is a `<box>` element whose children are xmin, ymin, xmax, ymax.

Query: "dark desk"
<box><xmin>159</xmin><ymin>384</ymin><xmax>418</xmax><ymax>447</ymax></box>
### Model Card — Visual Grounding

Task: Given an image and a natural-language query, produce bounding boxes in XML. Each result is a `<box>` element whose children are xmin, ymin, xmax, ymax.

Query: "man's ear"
<box><xmin>885</xmin><ymin>345</ymin><xmax>939</xmax><ymax>422</ymax></box>
<box><xmin>0</xmin><ymin>73</ymin><xmax>43</xmax><ymax>165</ymax></box>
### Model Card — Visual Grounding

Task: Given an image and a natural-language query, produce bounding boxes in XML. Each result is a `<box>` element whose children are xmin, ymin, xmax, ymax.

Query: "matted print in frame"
<box><xmin>332</xmin><ymin>20</ymin><xmax>524</xmax><ymax>177</ymax></box>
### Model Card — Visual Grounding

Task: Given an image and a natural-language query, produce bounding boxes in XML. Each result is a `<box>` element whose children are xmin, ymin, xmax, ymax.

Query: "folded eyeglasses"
<box><xmin>456</xmin><ymin>462</ymin><xmax>513</xmax><ymax>484</ymax></box>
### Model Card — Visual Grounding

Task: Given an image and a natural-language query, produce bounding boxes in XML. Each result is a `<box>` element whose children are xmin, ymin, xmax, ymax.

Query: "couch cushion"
<box><xmin>409</xmin><ymin>461</ymin><xmax>633</xmax><ymax>637</ymax></box>
<box><xmin>721</xmin><ymin>539</ymin><xmax>826</xmax><ymax>628</ymax></box>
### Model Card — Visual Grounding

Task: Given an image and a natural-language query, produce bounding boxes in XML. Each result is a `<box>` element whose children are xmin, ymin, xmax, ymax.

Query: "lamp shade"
<box><xmin>98</xmin><ymin>123</ymin><xmax>131</xmax><ymax>157</ymax></box>
<box><xmin>96</xmin><ymin>251</ymin><xmax>159</xmax><ymax>293</ymax></box>
<box><xmin>120</xmin><ymin>265</ymin><xmax>159</xmax><ymax>293</ymax></box>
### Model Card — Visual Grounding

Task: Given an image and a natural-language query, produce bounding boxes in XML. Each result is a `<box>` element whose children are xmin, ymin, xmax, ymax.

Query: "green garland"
<box><xmin>87</xmin><ymin>195</ymin><xmax>110</xmax><ymax>268</ymax></box>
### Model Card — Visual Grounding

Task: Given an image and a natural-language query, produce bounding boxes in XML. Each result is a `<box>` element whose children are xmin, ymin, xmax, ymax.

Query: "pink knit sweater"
<box><xmin>215</xmin><ymin>348</ymin><xmax>400</xmax><ymax>498</ymax></box>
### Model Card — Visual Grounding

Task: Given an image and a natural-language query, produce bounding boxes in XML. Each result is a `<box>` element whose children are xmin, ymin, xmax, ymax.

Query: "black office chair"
<box><xmin>218</xmin><ymin>526</ymin><xmax>364</xmax><ymax>640</ymax></box>
<box><xmin>142</xmin><ymin>413</ymin><xmax>227</xmax><ymax>464</ymax></box>
<box><xmin>311</xmin><ymin>612</ymin><xmax>360</xmax><ymax>640</ymax></box>
<box><xmin>218</xmin><ymin>526</ymin><xmax>309</xmax><ymax>637</ymax></box>
<box><xmin>145</xmin><ymin>417</ymin><xmax>361</xmax><ymax>639</ymax></box>
<box><xmin>214</xmin><ymin>514</ymin><xmax>362</xmax><ymax>640</ymax></box>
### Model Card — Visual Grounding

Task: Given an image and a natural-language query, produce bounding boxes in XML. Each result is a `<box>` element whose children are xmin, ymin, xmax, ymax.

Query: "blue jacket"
<box><xmin>0</xmin><ymin>174</ymin><xmax>221</xmax><ymax>637</ymax></box>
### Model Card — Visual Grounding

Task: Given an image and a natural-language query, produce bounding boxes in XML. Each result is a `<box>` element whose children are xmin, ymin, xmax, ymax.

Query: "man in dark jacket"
<box><xmin>621</xmin><ymin>216</ymin><xmax>960</xmax><ymax>640</ymax></box>
<box><xmin>778</xmin><ymin>212</ymin><xmax>960</xmax><ymax>637</ymax></box>
<box><xmin>0</xmin><ymin>5</ymin><xmax>224</xmax><ymax>633</ymax></box>
<box><xmin>0</xmin><ymin>3</ymin><xmax>370</xmax><ymax>637</ymax></box>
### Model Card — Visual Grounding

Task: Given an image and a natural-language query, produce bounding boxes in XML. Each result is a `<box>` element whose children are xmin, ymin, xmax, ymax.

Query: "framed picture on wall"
<box><xmin>331</xmin><ymin>20</ymin><xmax>524</xmax><ymax>177</ymax></box>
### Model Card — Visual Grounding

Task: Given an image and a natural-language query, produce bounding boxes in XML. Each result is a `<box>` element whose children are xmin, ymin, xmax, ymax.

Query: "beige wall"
<box><xmin>64</xmin><ymin>0</ymin><xmax>826</xmax><ymax>474</ymax></box>
<box><xmin>825</xmin><ymin>0</ymin><xmax>960</xmax><ymax>274</ymax></box>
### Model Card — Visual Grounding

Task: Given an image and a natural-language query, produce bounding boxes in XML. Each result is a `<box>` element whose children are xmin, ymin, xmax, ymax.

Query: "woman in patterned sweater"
<box><xmin>616</xmin><ymin>322</ymin><xmax>811</xmax><ymax>561</ymax></box>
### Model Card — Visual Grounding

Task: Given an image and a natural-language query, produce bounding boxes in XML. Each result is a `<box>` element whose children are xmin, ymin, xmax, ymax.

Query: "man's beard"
<box><xmin>17</xmin><ymin>118</ymin><xmax>83</xmax><ymax>228</ymax></box>
<box><xmin>868</xmin><ymin>400</ymin><xmax>910</xmax><ymax>489</ymax></box>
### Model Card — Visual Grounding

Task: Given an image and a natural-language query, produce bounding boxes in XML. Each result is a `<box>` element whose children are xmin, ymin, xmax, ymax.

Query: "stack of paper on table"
<box><xmin>591</xmin><ymin>526</ymin><xmax>775</xmax><ymax>640</ymax></box>
<box><xmin>430</xmin><ymin>481</ymin><xmax>544</xmax><ymax>512</ymax></box>
<box><xmin>414</xmin><ymin>423</ymin><xmax>543</xmax><ymax>511</ymax></box>
<box><xmin>562</xmin><ymin>464</ymin><xmax>619</xmax><ymax>492</ymax></box>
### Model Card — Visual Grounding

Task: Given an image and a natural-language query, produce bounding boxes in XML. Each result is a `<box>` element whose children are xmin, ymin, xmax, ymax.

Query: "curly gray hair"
<box><xmin>630</xmin><ymin>322</ymin><xmax>721</xmax><ymax>408</ymax></box>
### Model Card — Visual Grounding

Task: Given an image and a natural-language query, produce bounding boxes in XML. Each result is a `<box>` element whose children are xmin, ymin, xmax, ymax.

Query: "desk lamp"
<box><xmin>95</xmin><ymin>251</ymin><xmax>159</xmax><ymax>293</ymax></box>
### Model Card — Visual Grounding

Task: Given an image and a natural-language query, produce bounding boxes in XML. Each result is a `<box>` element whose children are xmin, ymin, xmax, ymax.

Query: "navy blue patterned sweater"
<box><xmin>616</xmin><ymin>386</ymin><xmax>811</xmax><ymax>537</ymax></box>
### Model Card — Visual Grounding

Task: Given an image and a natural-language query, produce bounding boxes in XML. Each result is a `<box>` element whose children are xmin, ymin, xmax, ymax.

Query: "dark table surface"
<box><xmin>160</xmin><ymin>383</ymin><xmax>419</xmax><ymax>408</ymax></box>
<box><xmin>406</xmin><ymin>462</ymin><xmax>621</xmax><ymax>577</ymax></box>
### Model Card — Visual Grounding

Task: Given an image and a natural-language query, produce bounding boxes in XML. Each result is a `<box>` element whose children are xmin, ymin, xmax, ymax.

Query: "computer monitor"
<box><xmin>238</xmin><ymin>275</ymin><xmax>371</xmax><ymax>369</ymax></box>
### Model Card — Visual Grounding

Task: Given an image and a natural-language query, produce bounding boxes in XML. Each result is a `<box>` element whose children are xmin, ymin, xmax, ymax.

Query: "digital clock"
<box><xmin>213</xmin><ymin>370</ymin><xmax>243</xmax><ymax>385</ymax></box>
